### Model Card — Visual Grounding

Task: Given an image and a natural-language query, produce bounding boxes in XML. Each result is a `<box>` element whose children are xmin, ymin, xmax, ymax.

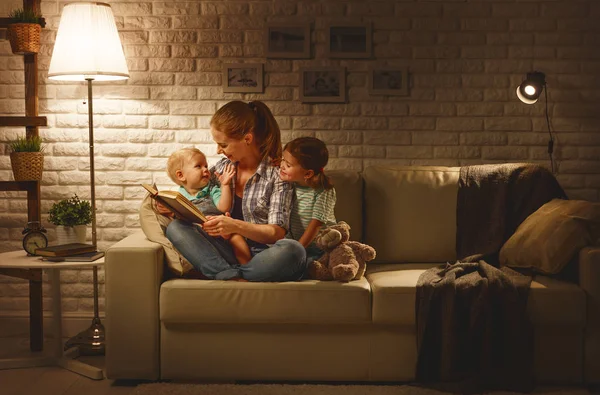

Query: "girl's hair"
<box><xmin>284</xmin><ymin>137</ymin><xmax>333</xmax><ymax>190</ymax></box>
<box><xmin>166</xmin><ymin>147</ymin><xmax>205</xmax><ymax>184</ymax></box>
<box><xmin>210</xmin><ymin>100</ymin><xmax>282</xmax><ymax>163</ymax></box>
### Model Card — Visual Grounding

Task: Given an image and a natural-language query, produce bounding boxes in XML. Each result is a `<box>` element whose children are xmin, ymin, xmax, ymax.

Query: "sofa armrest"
<box><xmin>105</xmin><ymin>231</ymin><xmax>164</xmax><ymax>380</ymax></box>
<box><xmin>580</xmin><ymin>246</ymin><xmax>600</xmax><ymax>383</ymax></box>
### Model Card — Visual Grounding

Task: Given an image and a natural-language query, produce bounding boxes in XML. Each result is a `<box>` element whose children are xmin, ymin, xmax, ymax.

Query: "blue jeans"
<box><xmin>166</xmin><ymin>219</ymin><xmax>307</xmax><ymax>282</ymax></box>
<box><xmin>301</xmin><ymin>245</ymin><xmax>325</xmax><ymax>279</ymax></box>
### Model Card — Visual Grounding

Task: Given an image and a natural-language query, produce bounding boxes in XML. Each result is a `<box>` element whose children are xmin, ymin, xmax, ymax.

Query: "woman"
<box><xmin>166</xmin><ymin>101</ymin><xmax>306</xmax><ymax>281</ymax></box>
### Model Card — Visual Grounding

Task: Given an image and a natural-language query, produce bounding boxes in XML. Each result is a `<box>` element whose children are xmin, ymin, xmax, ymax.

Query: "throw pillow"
<box><xmin>139</xmin><ymin>192</ymin><xmax>193</xmax><ymax>276</ymax></box>
<box><xmin>500</xmin><ymin>198</ymin><xmax>600</xmax><ymax>275</ymax></box>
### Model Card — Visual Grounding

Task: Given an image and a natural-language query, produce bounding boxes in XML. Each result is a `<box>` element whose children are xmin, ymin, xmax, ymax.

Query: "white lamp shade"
<box><xmin>48</xmin><ymin>2</ymin><xmax>129</xmax><ymax>81</ymax></box>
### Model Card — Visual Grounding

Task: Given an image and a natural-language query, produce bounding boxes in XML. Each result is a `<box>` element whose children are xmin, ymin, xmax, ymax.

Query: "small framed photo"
<box><xmin>368</xmin><ymin>66</ymin><xmax>409</xmax><ymax>96</ymax></box>
<box><xmin>265</xmin><ymin>23</ymin><xmax>311</xmax><ymax>59</ymax></box>
<box><xmin>222</xmin><ymin>63</ymin><xmax>263</xmax><ymax>93</ymax></box>
<box><xmin>299</xmin><ymin>67</ymin><xmax>346</xmax><ymax>103</ymax></box>
<box><xmin>325</xmin><ymin>22</ymin><xmax>372</xmax><ymax>59</ymax></box>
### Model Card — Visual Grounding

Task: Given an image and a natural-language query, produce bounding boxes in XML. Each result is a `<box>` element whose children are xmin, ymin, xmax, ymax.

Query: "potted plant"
<box><xmin>48</xmin><ymin>194</ymin><xmax>93</xmax><ymax>245</ymax></box>
<box><xmin>6</xmin><ymin>8</ymin><xmax>43</xmax><ymax>55</ymax></box>
<box><xmin>9</xmin><ymin>135</ymin><xmax>45</xmax><ymax>181</ymax></box>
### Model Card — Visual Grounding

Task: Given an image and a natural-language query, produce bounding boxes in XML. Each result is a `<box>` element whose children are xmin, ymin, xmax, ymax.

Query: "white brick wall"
<box><xmin>1</xmin><ymin>0</ymin><xmax>599</xmax><ymax>320</ymax></box>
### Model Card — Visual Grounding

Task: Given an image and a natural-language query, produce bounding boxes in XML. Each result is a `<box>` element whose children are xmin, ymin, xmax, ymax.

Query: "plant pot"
<box><xmin>55</xmin><ymin>225</ymin><xmax>87</xmax><ymax>245</ymax></box>
<box><xmin>10</xmin><ymin>152</ymin><xmax>44</xmax><ymax>181</ymax></box>
<box><xmin>6</xmin><ymin>23</ymin><xmax>41</xmax><ymax>55</ymax></box>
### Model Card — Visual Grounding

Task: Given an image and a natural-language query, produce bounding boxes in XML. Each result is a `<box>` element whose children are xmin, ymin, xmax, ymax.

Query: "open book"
<box><xmin>142</xmin><ymin>184</ymin><xmax>208</xmax><ymax>224</ymax></box>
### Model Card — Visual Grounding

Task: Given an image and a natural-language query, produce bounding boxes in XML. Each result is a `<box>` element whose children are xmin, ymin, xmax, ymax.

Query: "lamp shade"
<box><xmin>48</xmin><ymin>2</ymin><xmax>129</xmax><ymax>81</ymax></box>
<box><xmin>516</xmin><ymin>71</ymin><xmax>546</xmax><ymax>105</ymax></box>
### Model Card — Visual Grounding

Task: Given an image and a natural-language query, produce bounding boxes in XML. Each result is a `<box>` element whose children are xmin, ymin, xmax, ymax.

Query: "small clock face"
<box><xmin>23</xmin><ymin>232</ymin><xmax>48</xmax><ymax>255</ymax></box>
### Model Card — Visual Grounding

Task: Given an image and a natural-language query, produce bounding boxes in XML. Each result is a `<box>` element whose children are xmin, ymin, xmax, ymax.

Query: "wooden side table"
<box><xmin>0</xmin><ymin>250</ymin><xmax>105</xmax><ymax>380</ymax></box>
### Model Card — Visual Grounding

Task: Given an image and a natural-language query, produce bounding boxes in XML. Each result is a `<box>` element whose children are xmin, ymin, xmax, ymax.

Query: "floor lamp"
<box><xmin>48</xmin><ymin>2</ymin><xmax>129</xmax><ymax>355</ymax></box>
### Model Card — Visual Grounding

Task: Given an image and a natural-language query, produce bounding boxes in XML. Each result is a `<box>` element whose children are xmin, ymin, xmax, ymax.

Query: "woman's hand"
<box><xmin>216</xmin><ymin>163</ymin><xmax>235</xmax><ymax>186</ymax></box>
<box><xmin>153</xmin><ymin>201</ymin><xmax>174</xmax><ymax>218</ymax></box>
<box><xmin>202</xmin><ymin>213</ymin><xmax>238</xmax><ymax>238</ymax></box>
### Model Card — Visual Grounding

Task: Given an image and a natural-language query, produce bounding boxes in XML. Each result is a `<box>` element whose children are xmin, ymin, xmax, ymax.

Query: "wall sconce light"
<box><xmin>516</xmin><ymin>71</ymin><xmax>546</xmax><ymax>105</ymax></box>
<box><xmin>516</xmin><ymin>70</ymin><xmax>555</xmax><ymax>173</ymax></box>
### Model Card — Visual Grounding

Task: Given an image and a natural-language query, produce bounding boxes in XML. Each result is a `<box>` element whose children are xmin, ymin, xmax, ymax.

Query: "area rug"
<box><xmin>130</xmin><ymin>383</ymin><xmax>590</xmax><ymax>395</ymax></box>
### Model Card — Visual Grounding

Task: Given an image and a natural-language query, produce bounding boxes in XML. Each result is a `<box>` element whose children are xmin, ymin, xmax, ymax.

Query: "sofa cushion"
<box><xmin>365</xmin><ymin>263</ymin><xmax>586</xmax><ymax>327</ymax></box>
<box><xmin>139</xmin><ymin>193</ymin><xmax>193</xmax><ymax>276</ymax></box>
<box><xmin>500</xmin><ymin>199</ymin><xmax>600</xmax><ymax>275</ymax></box>
<box><xmin>160</xmin><ymin>278</ymin><xmax>372</xmax><ymax>325</ymax></box>
<box><xmin>328</xmin><ymin>170</ymin><xmax>363</xmax><ymax>242</ymax></box>
<box><xmin>364</xmin><ymin>166</ymin><xmax>459</xmax><ymax>263</ymax></box>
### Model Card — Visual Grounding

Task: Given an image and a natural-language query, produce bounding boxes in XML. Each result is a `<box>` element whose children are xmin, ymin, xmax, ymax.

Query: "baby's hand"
<box><xmin>216</xmin><ymin>163</ymin><xmax>235</xmax><ymax>186</ymax></box>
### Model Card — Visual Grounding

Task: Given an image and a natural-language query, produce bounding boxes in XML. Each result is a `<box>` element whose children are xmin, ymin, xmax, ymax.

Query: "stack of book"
<box><xmin>36</xmin><ymin>243</ymin><xmax>104</xmax><ymax>262</ymax></box>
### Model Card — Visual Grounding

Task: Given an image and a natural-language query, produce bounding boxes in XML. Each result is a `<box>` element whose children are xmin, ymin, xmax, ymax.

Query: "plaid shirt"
<box><xmin>211</xmin><ymin>157</ymin><xmax>292</xmax><ymax>232</ymax></box>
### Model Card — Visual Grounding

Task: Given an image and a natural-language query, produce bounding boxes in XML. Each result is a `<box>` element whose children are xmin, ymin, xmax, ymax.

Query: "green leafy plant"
<box><xmin>48</xmin><ymin>195</ymin><xmax>93</xmax><ymax>227</ymax></box>
<box><xmin>8</xmin><ymin>8</ymin><xmax>42</xmax><ymax>25</ymax></box>
<box><xmin>9</xmin><ymin>136</ymin><xmax>45</xmax><ymax>153</ymax></box>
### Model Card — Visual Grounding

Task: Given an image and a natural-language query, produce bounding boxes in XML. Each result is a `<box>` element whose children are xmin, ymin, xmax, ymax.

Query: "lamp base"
<box><xmin>64</xmin><ymin>317</ymin><xmax>105</xmax><ymax>356</ymax></box>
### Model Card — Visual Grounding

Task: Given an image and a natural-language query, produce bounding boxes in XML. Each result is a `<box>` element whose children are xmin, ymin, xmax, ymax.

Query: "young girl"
<box><xmin>279</xmin><ymin>137</ymin><xmax>337</xmax><ymax>261</ymax></box>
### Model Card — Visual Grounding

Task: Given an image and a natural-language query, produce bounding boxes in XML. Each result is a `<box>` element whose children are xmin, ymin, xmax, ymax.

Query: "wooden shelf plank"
<box><xmin>0</xmin><ymin>116</ymin><xmax>47</xmax><ymax>127</ymax></box>
<box><xmin>0</xmin><ymin>181</ymin><xmax>40</xmax><ymax>192</ymax></box>
<box><xmin>0</xmin><ymin>181</ymin><xmax>41</xmax><ymax>225</ymax></box>
<box><xmin>0</xmin><ymin>17</ymin><xmax>46</xmax><ymax>29</ymax></box>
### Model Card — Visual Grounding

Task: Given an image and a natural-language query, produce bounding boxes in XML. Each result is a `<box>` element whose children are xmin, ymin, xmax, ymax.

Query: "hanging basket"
<box><xmin>10</xmin><ymin>152</ymin><xmax>44</xmax><ymax>181</ymax></box>
<box><xmin>6</xmin><ymin>23</ymin><xmax>41</xmax><ymax>55</ymax></box>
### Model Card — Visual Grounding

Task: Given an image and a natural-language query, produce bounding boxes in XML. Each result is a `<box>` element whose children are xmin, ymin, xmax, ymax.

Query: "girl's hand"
<box><xmin>216</xmin><ymin>163</ymin><xmax>235</xmax><ymax>186</ymax></box>
<box><xmin>202</xmin><ymin>213</ymin><xmax>238</xmax><ymax>237</ymax></box>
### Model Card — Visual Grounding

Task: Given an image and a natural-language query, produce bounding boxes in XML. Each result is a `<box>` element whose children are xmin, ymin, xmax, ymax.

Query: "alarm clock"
<box><xmin>22</xmin><ymin>221</ymin><xmax>48</xmax><ymax>256</ymax></box>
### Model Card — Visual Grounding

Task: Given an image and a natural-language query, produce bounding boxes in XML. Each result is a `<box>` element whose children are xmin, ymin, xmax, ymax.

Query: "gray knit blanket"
<box><xmin>415</xmin><ymin>163</ymin><xmax>567</xmax><ymax>393</ymax></box>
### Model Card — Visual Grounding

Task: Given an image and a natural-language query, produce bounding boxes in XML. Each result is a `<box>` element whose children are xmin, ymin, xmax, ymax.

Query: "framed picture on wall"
<box><xmin>222</xmin><ymin>63</ymin><xmax>263</xmax><ymax>93</ymax></box>
<box><xmin>325</xmin><ymin>22</ymin><xmax>372</xmax><ymax>59</ymax></box>
<box><xmin>265</xmin><ymin>23</ymin><xmax>311</xmax><ymax>59</ymax></box>
<box><xmin>299</xmin><ymin>67</ymin><xmax>346</xmax><ymax>103</ymax></box>
<box><xmin>368</xmin><ymin>66</ymin><xmax>409</xmax><ymax>96</ymax></box>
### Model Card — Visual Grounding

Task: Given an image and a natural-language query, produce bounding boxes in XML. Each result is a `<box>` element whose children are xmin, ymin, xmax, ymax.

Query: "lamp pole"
<box><xmin>63</xmin><ymin>77</ymin><xmax>104</xmax><ymax>354</ymax></box>
<box><xmin>87</xmin><ymin>77</ymin><xmax>102</xmax><ymax>345</ymax></box>
<box><xmin>87</xmin><ymin>78</ymin><xmax>97</xmax><ymax>249</ymax></box>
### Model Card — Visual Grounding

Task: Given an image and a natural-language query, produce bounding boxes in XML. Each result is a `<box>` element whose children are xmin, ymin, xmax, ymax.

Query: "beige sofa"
<box><xmin>104</xmin><ymin>166</ymin><xmax>600</xmax><ymax>384</ymax></box>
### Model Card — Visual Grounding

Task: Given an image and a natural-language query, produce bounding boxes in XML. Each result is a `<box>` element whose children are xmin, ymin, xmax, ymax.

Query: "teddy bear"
<box><xmin>307</xmin><ymin>221</ymin><xmax>376</xmax><ymax>282</ymax></box>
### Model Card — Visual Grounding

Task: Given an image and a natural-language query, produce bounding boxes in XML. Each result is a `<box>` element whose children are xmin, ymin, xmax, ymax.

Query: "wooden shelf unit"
<box><xmin>0</xmin><ymin>0</ymin><xmax>44</xmax><ymax>353</ymax></box>
<box><xmin>0</xmin><ymin>0</ymin><xmax>43</xmax><ymax>215</ymax></box>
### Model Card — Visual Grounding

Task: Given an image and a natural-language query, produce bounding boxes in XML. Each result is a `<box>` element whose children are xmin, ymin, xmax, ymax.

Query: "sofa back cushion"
<box><xmin>364</xmin><ymin>166</ymin><xmax>459</xmax><ymax>263</ymax></box>
<box><xmin>328</xmin><ymin>170</ymin><xmax>363</xmax><ymax>242</ymax></box>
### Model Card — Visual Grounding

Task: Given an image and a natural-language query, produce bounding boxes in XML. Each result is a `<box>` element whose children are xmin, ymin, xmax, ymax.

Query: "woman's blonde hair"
<box><xmin>210</xmin><ymin>101</ymin><xmax>282</xmax><ymax>163</ymax></box>
<box><xmin>166</xmin><ymin>147</ymin><xmax>205</xmax><ymax>184</ymax></box>
<box><xmin>283</xmin><ymin>137</ymin><xmax>333</xmax><ymax>190</ymax></box>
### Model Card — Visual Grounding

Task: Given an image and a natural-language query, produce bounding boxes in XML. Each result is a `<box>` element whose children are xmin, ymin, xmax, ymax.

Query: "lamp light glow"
<box><xmin>524</xmin><ymin>85</ymin><xmax>536</xmax><ymax>96</ymax></box>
